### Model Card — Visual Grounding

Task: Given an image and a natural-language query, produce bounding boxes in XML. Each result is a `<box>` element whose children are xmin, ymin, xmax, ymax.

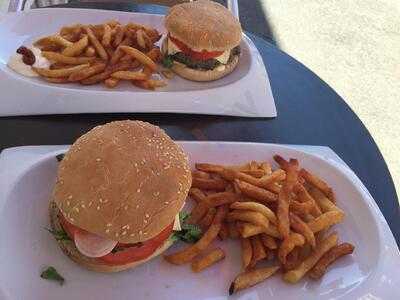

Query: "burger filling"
<box><xmin>57</xmin><ymin>213</ymin><xmax>180</xmax><ymax>265</ymax></box>
<box><xmin>163</xmin><ymin>36</ymin><xmax>240</xmax><ymax>71</ymax></box>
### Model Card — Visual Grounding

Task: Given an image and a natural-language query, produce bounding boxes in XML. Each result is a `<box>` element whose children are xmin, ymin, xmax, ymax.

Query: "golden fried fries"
<box><xmin>68</xmin><ymin>62</ymin><xmax>106</xmax><ymax>82</ymax></box>
<box><xmin>260</xmin><ymin>233</ymin><xmax>278</xmax><ymax>249</ymax></box>
<box><xmin>62</xmin><ymin>35</ymin><xmax>88</xmax><ymax>57</ymax></box>
<box><xmin>191</xmin><ymin>177</ymin><xmax>227</xmax><ymax>191</ymax></box>
<box><xmin>84</xmin><ymin>26</ymin><xmax>108</xmax><ymax>60</ymax></box>
<box><xmin>110</xmin><ymin>70</ymin><xmax>147</xmax><ymax>80</ymax></box>
<box><xmin>191</xmin><ymin>248</ymin><xmax>225</xmax><ymax>273</ymax></box>
<box><xmin>32</xmin><ymin>64</ymin><xmax>89</xmax><ymax>78</ymax></box>
<box><xmin>290</xmin><ymin>213</ymin><xmax>316</xmax><ymax>248</ymax></box>
<box><xmin>230</xmin><ymin>201</ymin><xmax>277</xmax><ymax>224</ymax></box>
<box><xmin>227</xmin><ymin>211</ymin><xmax>269</xmax><ymax>229</ymax></box>
<box><xmin>307</xmin><ymin>211</ymin><xmax>344</xmax><ymax>233</ymax></box>
<box><xmin>278</xmin><ymin>233</ymin><xmax>305</xmax><ymax>264</ymax></box>
<box><xmin>240</xmin><ymin>238</ymin><xmax>252</xmax><ymax>269</ymax></box>
<box><xmin>235</xmin><ymin>180</ymin><xmax>278</xmax><ymax>203</ymax></box>
<box><xmin>101</xmin><ymin>24</ymin><xmax>112</xmax><ymax>47</ymax></box>
<box><xmin>249</xmin><ymin>235</ymin><xmax>267</xmax><ymax>267</ymax></box>
<box><xmin>120</xmin><ymin>45</ymin><xmax>157</xmax><ymax>70</ymax></box>
<box><xmin>104</xmin><ymin>77</ymin><xmax>119</xmax><ymax>88</ymax></box>
<box><xmin>300</xmin><ymin>168</ymin><xmax>336</xmax><ymax>203</ymax></box>
<box><xmin>229</xmin><ymin>266</ymin><xmax>280</xmax><ymax>295</ymax></box>
<box><xmin>42</xmin><ymin>51</ymin><xmax>95</xmax><ymax>64</ymax></box>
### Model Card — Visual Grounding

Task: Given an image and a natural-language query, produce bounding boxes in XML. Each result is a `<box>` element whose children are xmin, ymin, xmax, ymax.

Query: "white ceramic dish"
<box><xmin>0</xmin><ymin>8</ymin><xmax>276</xmax><ymax>117</ymax></box>
<box><xmin>0</xmin><ymin>142</ymin><xmax>398</xmax><ymax>300</ymax></box>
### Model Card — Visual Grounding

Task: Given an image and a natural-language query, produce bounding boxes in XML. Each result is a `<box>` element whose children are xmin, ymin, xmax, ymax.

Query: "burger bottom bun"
<box><xmin>171</xmin><ymin>55</ymin><xmax>239</xmax><ymax>82</ymax></box>
<box><xmin>49</xmin><ymin>201</ymin><xmax>174</xmax><ymax>273</ymax></box>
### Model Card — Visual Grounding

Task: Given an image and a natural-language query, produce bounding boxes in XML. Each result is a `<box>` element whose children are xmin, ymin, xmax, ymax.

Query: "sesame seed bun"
<box><xmin>53</xmin><ymin>120</ymin><xmax>191</xmax><ymax>244</ymax></box>
<box><xmin>161</xmin><ymin>39</ymin><xmax>239</xmax><ymax>82</ymax></box>
<box><xmin>165</xmin><ymin>0</ymin><xmax>242</xmax><ymax>52</ymax></box>
<box><xmin>49</xmin><ymin>201</ymin><xmax>174</xmax><ymax>273</ymax></box>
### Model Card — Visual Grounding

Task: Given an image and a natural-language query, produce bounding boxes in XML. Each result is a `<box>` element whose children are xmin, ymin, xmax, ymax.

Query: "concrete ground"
<box><xmin>1</xmin><ymin>0</ymin><xmax>399</xmax><ymax>197</ymax></box>
<box><xmin>259</xmin><ymin>0</ymin><xmax>400</xmax><ymax>197</ymax></box>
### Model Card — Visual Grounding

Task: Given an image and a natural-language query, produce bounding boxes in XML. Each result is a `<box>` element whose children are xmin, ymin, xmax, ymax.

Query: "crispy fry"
<box><xmin>237</xmin><ymin>222</ymin><xmax>281</xmax><ymax>239</ymax></box>
<box><xmin>228</xmin><ymin>222</ymin><xmax>240</xmax><ymax>238</ymax></box>
<box><xmin>84</xmin><ymin>46</ymin><xmax>96</xmax><ymax>57</ymax></box>
<box><xmin>283</xmin><ymin>233</ymin><xmax>338</xmax><ymax>283</ymax></box>
<box><xmin>192</xmin><ymin>170</ymin><xmax>211</xmax><ymax>179</ymax></box>
<box><xmin>191</xmin><ymin>248</ymin><xmax>225</xmax><ymax>272</ymax></box>
<box><xmin>260</xmin><ymin>233</ymin><xmax>278</xmax><ymax>249</ymax></box>
<box><xmin>44</xmin><ymin>77</ymin><xmax>69</xmax><ymax>83</ymax></box>
<box><xmin>35</xmin><ymin>35</ymin><xmax>73</xmax><ymax>48</ymax></box>
<box><xmin>258</xmin><ymin>169</ymin><xmax>286</xmax><ymax>187</ymax></box>
<box><xmin>229</xmin><ymin>266</ymin><xmax>280</xmax><ymax>295</ymax></box>
<box><xmin>307</xmin><ymin>186</ymin><xmax>342</xmax><ymax>213</ymax></box>
<box><xmin>283</xmin><ymin>247</ymin><xmax>301</xmax><ymax>271</ymax></box>
<box><xmin>61</xmin><ymin>35</ymin><xmax>88</xmax><ymax>57</ymax></box>
<box><xmin>309</xmin><ymin>243</ymin><xmax>354</xmax><ymax>279</ymax></box>
<box><xmin>278</xmin><ymin>233</ymin><xmax>305</xmax><ymax>264</ymax></box>
<box><xmin>146</xmin><ymin>47</ymin><xmax>162</xmax><ymax>63</ymax></box>
<box><xmin>277</xmin><ymin>187</ymin><xmax>291</xmax><ymax>239</ymax></box>
<box><xmin>32</xmin><ymin>64</ymin><xmax>89</xmax><ymax>78</ymax></box>
<box><xmin>227</xmin><ymin>211</ymin><xmax>269</xmax><ymax>229</ymax></box>
<box><xmin>218</xmin><ymin>222</ymin><xmax>229</xmax><ymax>240</ymax></box>
<box><xmin>84</xmin><ymin>26</ymin><xmax>108</xmax><ymax>61</ymax></box>
<box><xmin>290</xmin><ymin>200</ymin><xmax>314</xmax><ymax>215</ymax></box>
<box><xmin>191</xmin><ymin>177</ymin><xmax>227</xmax><ymax>191</ymax></box>
<box><xmin>290</xmin><ymin>213</ymin><xmax>316</xmax><ymax>248</ymax></box>
<box><xmin>104</xmin><ymin>77</ymin><xmax>119</xmax><ymax>88</ymax></box>
<box><xmin>60</xmin><ymin>24</ymin><xmax>82</xmax><ymax>36</ymax></box>
<box><xmin>41</xmin><ymin>51</ymin><xmax>95</xmax><ymax>64</ymax></box>
<box><xmin>110</xmin><ymin>70</ymin><xmax>147</xmax><ymax>80</ymax></box>
<box><xmin>294</xmin><ymin>183</ymin><xmax>322</xmax><ymax>217</ymax></box>
<box><xmin>136</xmin><ymin>29</ymin><xmax>147</xmax><ymax>49</ymax></box>
<box><xmin>230</xmin><ymin>201</ymin><xmax>277</xmax><ymax>224</ymax></box>
<box><xmin>203</xmin><ymin>192</ymin><xmax>240</xmax><ymax>208</ymax></box>
<box><xmin>188</xmin><ymin>188</ymin><xmax>206</xmax><ymax>203</ymax></box>
<box><xmin>112</xmin><ymin>25</ymin><xmax>125</xmax><ymax>47</ymax></box>
<box><xmin>235</xmin><ymin>180</ymin><xmax>278</xmax><ymax>203</ymax></box>
<box><xmin>101</xmin><ymin>24</ymin><xmax>112</xmax><ymax>47</ymax></box>
<box><xmin>249</xmin><ymin>235</ymin><xmax>267</xmax><ymax>267</ymax></box>
<box><xmin>80</xmin><ymin>60</ymin><xmax>131</xmax><ymax>85</ymax></box>
<box><xmin>68</xmin><ymin>62</ymin><xmax>106</xmax><ymax>82</ymax></box>
<box><xmin>260</xmin><ymin>162</ymin><xmax>272</xmax><ymax>175</ymax></box>
<box><xmin>241</xmin><ymin>238</ymin><xmax>252</xmax><ymax>269</ymax></box>
<box><xmin>195</xmin><ymin>163</ymin><xmax>225</xmax><ymax>173</ymax></box>
<box><xmin>300</xmin><ymin>168</ymin><xmax>336</xmax><ymax>203</ymax></box>
<box><xmin>120</xmin><ymin>45</ymin><xmax>157</xmax><ymax>70</ymax></box>
<box><xmin>307</xmin><ymin>211</ymin><xmax>345</xmax><ymax>233</ymax></box>
<box><xmin>164</xmin><ymin>206</ymin><xmax>227</xmax><ymax>265</ymax></box>
<box><xmin>198</xmin><ymin>208</ymin><xmax>216</xmax><ymax>230</ymax></box>
<box><xmin>187</xmin><ymin>201</ymin><xmax>209</xmax><ymax>224</ymax></box>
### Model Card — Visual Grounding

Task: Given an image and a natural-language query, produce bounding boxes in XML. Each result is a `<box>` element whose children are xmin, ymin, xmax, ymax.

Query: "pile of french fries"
<box><xmin>164</xmin><ymin>155</ymin><xmax>355</xmax><ymax>295</ymax></box>
<box><xmin>30</xmin><ymin>20</ymin><xmax>172</xmax><ymax>89</ymax></box>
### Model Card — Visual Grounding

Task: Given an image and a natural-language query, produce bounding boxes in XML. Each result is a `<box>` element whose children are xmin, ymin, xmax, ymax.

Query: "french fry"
<box><xmin>80</xmin><ymin>60</ymin><xmax>131</xmax><ymax>85</ymax></box>
<box><xmin>104</xmin><ymin>77</ymin><xmax>119</xmax><ymax>88</ymax></box>
<box><xmin>191</xmin><ymin>248</ymin><xmax>225</xmax><ymax>272</ymax></box>
<box><xmin>228</xmin><ymin>222</ymin><xmax>240</xmax><ymax>238</ymax></box>
<box><xmin>110</xmin><ymin>70</ymin><xmax>147</xmax><ymax>80</ymax></box>
<box><xmin>260</xmin><ymin>162</ymin><xmax>272</xmax><ymax>175</ymax></box>
<box><xmin>307</xmin><ymin>186</ymin><xmax>342</xmax><ymax>213</ymax></box>
<box><xmin>106</xmin><ymin>19</ymin><xmax>120</xmax><ymax>28</ymax></box>
<box><xmin>283</xmin><ymin>233</ymin><xmax>338</xmax><ymax>283</ymax></box>
<box><xmin>60</xmin><ymin>24</ymin><xmax>82</xmax><ymax>36</ymax></box>
<box><xmin>187</xmin><ymin>202</ymin><xmax>209</xmax><ymax>224</ymax></box>
<box><xmin>290</xmin><ymin>200</ymin><xmax>314</xmax><ymax>215</ymax></box>
<box><xmin>294</xmin><ymin>183</ymin><xmax>322</xmax><ymax>217</ymax></box>
<box><xmin>84</xmin><ymin>46</ymin><xmax>96</xmax><ymax>57</ymax></box>
<box><xmin>84</xmin><ymin>26</ymin><xmax>108</xmax><ymax>61</ymax></box>
<box><xmin>120</xmin><ymin>45</ymin><xmax>157</xmax><ymax>70</ymax></box>
<box><xmin>68</xmin><ymin>62</ymin><xmax>106</xmax><ymax>82</ymax></box>
<box><xmin>309</xmin><ymin>243</ymin><xmax>354</xmax><ymax>279</ymax></box>
<box><xmin>227</xmin><ymin>211</ymin><xmax>269</xmax><ymax>229</ymax></box>
<box><xmin>258</xmin><ymin>169</ymin><xmax>286</xmax><ymax>187</ymax></box>
<box><xmin>203</xmin><ymin>192</ymin><xmax>240</xmax><ymax>208</ymax></box>
<box><xmin>237</xmin><ymin>222</ymin><xmax>281</xmax><ymax>239</ymax></box>
<box><xmin>164</xmin><ymin>205</ymin><xmax>227</xmax><ymax>265</ymax></box>
<box><xmin>35</xmin><ymin>35</ymin><xmax>73</xmax><ymax>48</ymax></box>
<box><xmin>101</xmin><ymin>24</ymin><xmax>112</xmax><ymax>47</ymax></box>
<box><xmin>218</xmin><ymin>222</ymin><xmax>229</xmax><ymax>240</ymax></box>
<box><xmin>192</xmin><ymin>170</ymin><xmax>211</xmax><ymax>179</ymax></box>
<box><xmin>249</xmin><ymin>235</ymin><xmax>267</xmax><ymax>267</ymax></box>
<box><xmin>188</xmin><ymin>188</ymin><xmax>206</xmax><ymax>203</ymax></box>
<box><xmin>290</xmin><ymin>213</ymin><xmax>316</xmax><ymax>248</ymax></box>
<box><xmin>146</xmin><ymin>47</ymin><xmax>162</xmax><ymax>63</ymax></box>
<box><xmin>235</xmin><ymin>180</ymin><xmax>278</xmax><ymax>203</ymax></box>
<box><xmin>273</xmin><ymin>154</ymin><xmax>291</xmax><ymax>170</ymax></box>
<box><xmin>136</xmin><ymin>29</ymin><xmax>147</xmax><ymax>49</ymax></box>
<box><xmin>112</xmin><ymin>25</ymin><xmax>125</xmax><ymax>48</ymax></box>
<box><xmin>230</xmin><ymin>201</ymin><xmax>277</xmax><ymax>224</ymax></box>
<box><xmin>277</xmin><ymin>187</ymin><xmax>291</xmax><ymax>239</ymax></box>
<box><xmin>307</xmin><ymin>211</ymin><xmax>345</xmax><ymax>233</ymax></box>
<box><xmin>260</xmin><ymin>233</ymin><xmax>278</xmax><ymax>249</ymax></box>
<box><xmin>32</xmin><ymin>64</ymin><xmax>89</xmax><ymax>78</ymax></box>
<box><xmin>41</xmin><ymin>51</ymin><xmax>95</xmax><ymax>64</ymax></box>
<box><xmin>241</xmin><ymin>238</ymin><xmax>252</xmax><ymax>269</ymax></box>
<box><xmin>195</xmin><ymin>163</ymin><xmax>225</xmax><ymax>174</ymax></box>
<box><xmin>61</xmin><ymin>35</ymin><xmax>88</xmax><ymax>57</ymax></box>
<box><xmin>198</xmin><ymin>208</ymin><xmax>216</xmax><ymax>230</ymax></box>
<box><xmin>44</xmin><ymin>77</ymin><xmax>69</xmax><ymax>83</ymax></box>
<box><xmin>300</xmin><ymin>168</ymin><xmax>336</xmax><ymax>203</ymax></box>
<box><xmin>229</xmin><ymin>266</ymin><xmax>280</xmax><ymax>295</ymax></box>
<box><xmin>278</xmin><ymin>233</ymin><xmax>305</xmax><ymax>264</ymax></box>
<box><xmin>191</xmin><ymin>177</ymin><xmax>227</xmax><ymax>191</ymax></box>
<box><xmin>283</xmin><ymin>247</ymin><xmax>301</xmax><ymax>271</ymax></box>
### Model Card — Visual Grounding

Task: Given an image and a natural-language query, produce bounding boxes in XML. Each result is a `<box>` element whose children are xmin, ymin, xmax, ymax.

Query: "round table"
<box><xmin>2</xmin><ymin>2</ymin><xmax>399</xmax><ymax>245</ymax></box>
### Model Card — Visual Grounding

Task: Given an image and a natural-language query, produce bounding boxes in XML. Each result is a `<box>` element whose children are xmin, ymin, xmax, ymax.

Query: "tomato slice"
<box><xmin>169</xmin><ymin>36</ymin><xmax>223</xmax><ymax>61</ymax></box>
<box><xmin>59</xmin><ymin>214</ymin><xmax>174</xmax><ymax>265</ymax></box>
<box><xmin>99</xmin><ymin>223</ymin><xmax>174</xmax><ymax>265</ymax></box>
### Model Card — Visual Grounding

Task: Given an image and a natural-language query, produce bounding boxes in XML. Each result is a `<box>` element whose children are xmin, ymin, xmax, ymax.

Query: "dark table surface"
<box><xmin>2</xmin><ymin>2</ymin><xmax>399</xmax><ymax>245</ymax></box>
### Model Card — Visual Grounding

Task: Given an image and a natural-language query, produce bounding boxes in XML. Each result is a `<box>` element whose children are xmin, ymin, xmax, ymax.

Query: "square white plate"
<box><xmin>0</xmin><ymin>8</ymin><xmax>276</xmax><ymax>117</ymax></box>
<box><xmin>0</xmin><ymin>142</ymin><xmax>399</xmax><ymax>300</ymax></box>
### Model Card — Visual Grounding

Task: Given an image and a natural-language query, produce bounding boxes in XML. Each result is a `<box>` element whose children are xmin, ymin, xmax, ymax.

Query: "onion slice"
<box><xmin>74</xmin><ymin>230</ymin><xmax>118</xmax><ymax>258</ymax></box>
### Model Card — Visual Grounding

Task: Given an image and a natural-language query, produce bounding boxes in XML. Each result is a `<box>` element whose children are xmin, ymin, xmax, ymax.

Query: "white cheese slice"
<box><xmin>173</xmin><ymin>213</ymin><xmax>181</xmax><ymax>231</ymax></box>
<box><xmin>167</xmin><ymin>38</ymin><xmax>231</xmax><ymax>64</ymax></box>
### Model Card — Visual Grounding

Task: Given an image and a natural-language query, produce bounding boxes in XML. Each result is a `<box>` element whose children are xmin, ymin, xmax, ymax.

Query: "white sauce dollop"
<box><xmin>7</xmin><ymin>47</ymin><xmax>50</xmax><ymax>77</ymax></box>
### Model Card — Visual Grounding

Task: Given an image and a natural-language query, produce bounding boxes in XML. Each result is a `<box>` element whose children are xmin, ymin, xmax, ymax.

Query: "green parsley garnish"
<box><xmin>45</xmin><ymin>227</ymin><xmax>71</xmax><ymax>241</ymax></box>
<box><xmin>171</xmin><ymin>212</ymin><xmax>202</xmax><ymax>243</ymax></box>
<box><xmin>162</xmin><ymin>56</ymin><xmax>173</xmax><ymax>68</ymax></box>
<box><xmin>40</xmin><ymin>266</ymin><xmax>65</xmax><ymax>285</ymax></box>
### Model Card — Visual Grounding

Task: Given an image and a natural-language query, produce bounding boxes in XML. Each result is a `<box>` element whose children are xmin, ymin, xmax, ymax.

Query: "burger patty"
<box><xmin>165</xmin><ymin>46</ymin><xmax>240</xmax><ymax>70</ymax></box>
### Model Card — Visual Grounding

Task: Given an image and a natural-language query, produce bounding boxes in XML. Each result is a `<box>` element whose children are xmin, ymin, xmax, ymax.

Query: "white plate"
<box><xmin>0</xmin><ymin>142</ymin><xmax>398</xmax><ymax>300</ymax></box>
<box><xmin>0</xmin><ymin>8</ymin><xmax>276</xmax><ymax>117</ymax></box>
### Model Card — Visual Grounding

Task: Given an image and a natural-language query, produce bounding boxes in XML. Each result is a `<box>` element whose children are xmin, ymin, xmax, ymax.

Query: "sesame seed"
<box><xmin>105</xmin><ymin>229</ymin><xmax>110</xmax><ymax>233</ymax></box>
<box><xmin>137</xmin><ymin>188</ymin><xmax>141</xmax><ymax>193</ymax></box>
<box><xmin>154</xmin><ymin>191</ymin><xmax>160</xmax><ymax>197</ymax></box>
<box><xmin>68</xmin><ymin>195</ymin><xmax>73</xmax><ymax>199</ymax></box>
<box><xmin>144</xmin><ymin>232</ymin><xmax>148</xmax><ymax>235</ymax></box>
<box><xmin>97</xmin><ymin>206</ymin><xmax>100</xmax><ymax>210</ymax></box>
<box><xmin>88</xmin><ymin>201</ymin><xmax>93</xmax><ymax>207</ymax></box>
<box><xmin>139</xmin><ymin>230</ymin><xmax>143</xmax><ymax>235</ymax></box>
<box><xmin>70</xmin><ymin>218</ymin><xmax>74</xmax><ymax>222</ymax></box>
<box><xmin>74</xmin><ymin>207</ymin><xmax>79</xmax><ymax>212</ymax></box>
<box><xmin>66</xmin><ymin>201</ymin><xmax>70</xmax><ymax>206</ymax></box>
<box><xmin>164</xmin><ymin>201</ymin><xmax>169</xmax><ymax>205</ymax></box>
<box><xmin>130</xmin><ymin>233</ymin><xmax>135</xmax><ymax>237</ymax></box>
<box><xmin>122</xmin><ymin>231</ymin><xmax>127</xmax><ymax>235</ymax></box>
<box><xmin>122</xmin><ymin>225</ymin><xmax>130</xmax><ymax>229</ymax></box>
<box><xmin>124</xmin><ymin>205</ymin><xmax>129</xmax><ymax>210</ymax></box>
<box><xmin>115</xmin><ymin>232</ymin><xmax>119</xmax><ymax>237</ymax></box>
<box><xmin>81</xmin><ymin>204</ymin><xmax>85</xmax><ymax>208</ymax></box>
<box><xmin>136</xmin><ymin>205</ymin><xmax>140</xmax><ymax>209</ymax></box>
<box><xmin>96</xmin><ymin>158</ymin><xmax>101</xmax><ymax>162</ymax></box>
<box><xmin>106</xmin><ymin>223</ymin><xmax>112</xmax><ymax>227</ymax></box>
<box><xmin>144</xmin><ymin>220</ymin><xmax>148</xmax><ymax>224</ymax></box>
<box><xmin>145</xmin><ymin>213</ymin><xmax>149</xmax><ymax>218</ymax></box>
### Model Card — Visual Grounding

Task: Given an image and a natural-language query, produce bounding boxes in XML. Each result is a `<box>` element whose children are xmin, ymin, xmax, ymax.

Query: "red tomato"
<box><xmin>59</xmin><ymin>214</ymin><xmax>174</xmax><ymax>266</ymax></box>
<box><xmin>169</xmin><ymin>36</ymin><xmax>223</xmax><ymax>61</ymax></box>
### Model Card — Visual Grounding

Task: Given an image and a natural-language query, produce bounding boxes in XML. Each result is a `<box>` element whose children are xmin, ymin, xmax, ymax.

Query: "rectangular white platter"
<box><xmin>0</xmin><ymin>142</ymin><xmax>399</xmax><ymax>300</ymax></box>
<box><xmin>0</xmin><ymin>8</ymin><xmax>276</xmax><ymax>117</ymax></box>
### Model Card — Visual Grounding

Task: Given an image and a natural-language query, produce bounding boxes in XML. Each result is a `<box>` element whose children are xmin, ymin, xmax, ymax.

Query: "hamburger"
<box><xmin>49</xmin><ymin>120</ymin><xmax>192</xmax><ymax>272</ymax></box>
<box><xmin>162</xmin><ymin>0</ymin><xmax>242</xmax><ymax>81</ymax></box>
